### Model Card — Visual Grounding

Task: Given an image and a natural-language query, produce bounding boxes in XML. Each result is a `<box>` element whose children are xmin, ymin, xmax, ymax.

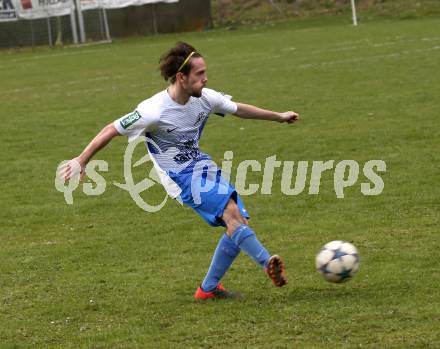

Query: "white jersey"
<box><xmin>113</xmin><ymin>87</ymin><xmax>238</xmax><ymax>198</ymax></box>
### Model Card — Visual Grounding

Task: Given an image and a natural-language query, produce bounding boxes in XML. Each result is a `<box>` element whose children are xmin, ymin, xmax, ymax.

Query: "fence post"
<box><xmin>102</xmin><ymin>7</ymin><xmax>111</xmax><ymax>41</ymax></box>
<box><xmin>351</xmin><ymin>0</ymin><xmax>358</xmax><ymax>26</ymax></box>
<box><xmin>46</xmin><ymin>17</ymin><xmax>53</xmax><ymax>46</ymax></box>
<box><xmin>75</xmin><ymin>0</ymin><xmax>86</xmax><ymax>42</ymax></box>
<box><xmin>70</xmin><ymin>9</ymin><xmax>79</xmax><ymax>44</ymax></box>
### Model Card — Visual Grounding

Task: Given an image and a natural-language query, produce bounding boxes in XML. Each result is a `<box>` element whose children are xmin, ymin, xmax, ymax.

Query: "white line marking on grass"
<box><xmin>210</xmin><ymin>35</ymin><xmax>440</xmax><ymax>68</ymax></box>
<box><xmin>3</xmin><ymin>44</ymin><xmax>439</xmax><ymax>97</ymax></box>
<box><xmin>306</xmin><ymin>36</ymin><xmax>440</xmax><ymax>55</ymax></box>
<box><xmin>2</xmin><ymin>32</ymin><xmax>439</xmax><ymax>69</ymax></box>
<box><xmin>1</xmin><ymin>47</ymin><xmax>113</xmax><ymax>65</ymax></box>
<box><xmin>239</xmin><ymin>45</ymin><xmax>440</xmax><ymax>74</ymax></box>
<box><xmin>421</xmin><ymin>37</ymin><xmax>440</xmax><ymax>42</ymax></box>
<box><xmin>311</xmin><ymin>46</ymin><xmax>440</xmax><ymax>68</ymax></box>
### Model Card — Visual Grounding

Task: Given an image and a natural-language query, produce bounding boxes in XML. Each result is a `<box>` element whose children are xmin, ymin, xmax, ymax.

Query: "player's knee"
<box><xmin>224</xmin><ymin>212</ymin><xmax>247</xmax><ymax>236</ymax></box>
<box><xmin>222</xmin><ymin>198</ymin><xmax>247</xmax><ymax>236</ymax></box>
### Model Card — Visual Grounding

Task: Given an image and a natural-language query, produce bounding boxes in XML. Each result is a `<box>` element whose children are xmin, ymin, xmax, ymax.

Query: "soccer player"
<box><xmin>59</xmin><ymin>42</ymin><xmax>299</xmax><ymax>300</ymax></box>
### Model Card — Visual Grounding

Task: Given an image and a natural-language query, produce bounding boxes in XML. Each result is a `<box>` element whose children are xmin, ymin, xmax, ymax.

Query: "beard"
<box><xmin>191</xmin><ymin>89</ymin><xmax>202</xmax><ymax>98</ymax></box>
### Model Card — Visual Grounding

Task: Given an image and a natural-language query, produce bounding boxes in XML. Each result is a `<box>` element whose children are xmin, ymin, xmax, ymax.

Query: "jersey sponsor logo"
<box><xmin>172</xmin><ymin>138</ymin><xmax>200</xmax><ymax>164</ymax></box>
<box><xmin>173</xmin><ymin>150</ymin><xmax>201</xmax><ymax>164</ymax></box>
<box><xmin>166</xmin><ymin>127</ymin><xmax>178</xmax><ymax>133</ymax></box>
<box><xmin>120</xmin><ymin>111</ymin><xmax>141</xmax><ymax>129</ymax></box>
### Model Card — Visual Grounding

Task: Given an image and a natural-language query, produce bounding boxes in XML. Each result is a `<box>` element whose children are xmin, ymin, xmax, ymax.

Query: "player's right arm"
<box><xmin>58</xmin><ymin>123</ymin><xmax>120</xmax><ymax>181</ymax></box>
<box><xmin>59</xmin><ymin>102</ymin><xmax>159</xmax><ymax>182</ymax></box>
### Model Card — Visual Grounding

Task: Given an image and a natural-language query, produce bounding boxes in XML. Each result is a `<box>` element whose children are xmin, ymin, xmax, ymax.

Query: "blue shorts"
<box><xmin>172</xmin><ymin>166</ymin><xmax>249</xmax><ymax>227</ymax></box>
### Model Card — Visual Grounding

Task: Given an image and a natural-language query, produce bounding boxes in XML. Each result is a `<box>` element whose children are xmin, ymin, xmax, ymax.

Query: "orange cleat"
<box><xmin>265</xmin><ymin>255</ymin><xmax>288</xmax><ymax>287</ymax></box>
<box><xmin>194</xmin><ymin>283</ymin><xmax>241</xmax><ymax>300</ymax></box>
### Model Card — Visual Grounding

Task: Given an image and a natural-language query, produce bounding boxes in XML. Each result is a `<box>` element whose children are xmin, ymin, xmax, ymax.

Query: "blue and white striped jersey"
<box><xmin>114</xmin><ymin>87</ymin><xmax>237</xmax><ymax>197</ymax></box>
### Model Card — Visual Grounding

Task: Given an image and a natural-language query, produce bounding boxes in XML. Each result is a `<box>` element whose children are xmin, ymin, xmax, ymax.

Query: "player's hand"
<box><xmin>57</xmin><ymin>157</ymin><xmax>86</xmax><ymax>182</ymax></box>
<box><xmin>278</xmin><ymin>111</ymin><xmax>299</xmax><ymax>124</ymax></box>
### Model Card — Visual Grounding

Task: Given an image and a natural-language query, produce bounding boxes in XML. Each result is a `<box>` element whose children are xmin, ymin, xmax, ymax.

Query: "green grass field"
<box><xmin>1</xmin><ymin>15</ymin><xmax>440</xmax><ymax>348</ymax></box>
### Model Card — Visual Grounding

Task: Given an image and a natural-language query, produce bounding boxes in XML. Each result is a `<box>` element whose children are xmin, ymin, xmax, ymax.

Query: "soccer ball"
<box><xmin>315</xmin><ymin>240</ymin><xmax>360</xmax><ymax>283</ymax></box>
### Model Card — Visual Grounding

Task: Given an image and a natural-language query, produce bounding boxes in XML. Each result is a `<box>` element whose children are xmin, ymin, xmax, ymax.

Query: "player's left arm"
<box><xmin>233</xmin><ymin>102</ymin><xmax>299</xmax><ymax>124</ymax></box>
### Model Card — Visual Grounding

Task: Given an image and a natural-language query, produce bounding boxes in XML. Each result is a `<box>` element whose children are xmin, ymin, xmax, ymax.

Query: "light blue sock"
<box><xmin>230</xmin><ymin>225</ymin><xmax>270</xmax><ymax>268</ymax></box>
<box><xmin>201</xmin><ymin>233</ymin><xmax>241</xmax><ymax>292</ymax></box>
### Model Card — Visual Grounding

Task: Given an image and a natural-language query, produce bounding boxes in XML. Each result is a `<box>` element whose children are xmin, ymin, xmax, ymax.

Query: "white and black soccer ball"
<box><xmin>315</xmin><ymin>240</ymin><xmax>360</xmax><ymax>283</ymax></box>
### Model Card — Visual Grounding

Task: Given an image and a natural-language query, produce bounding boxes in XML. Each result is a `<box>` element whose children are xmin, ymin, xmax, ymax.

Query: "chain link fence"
<box><xmin>0</xmin><ymin>0</ymin><xmax>211</xmax><ymax>49</ymax></box>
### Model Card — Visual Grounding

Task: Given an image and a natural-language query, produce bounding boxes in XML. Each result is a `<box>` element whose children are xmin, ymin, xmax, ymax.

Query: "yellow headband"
<box><xmin>175</xmin><ymin>51</ymin><xmax>196</xmax><ymax>75</ymax></box>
